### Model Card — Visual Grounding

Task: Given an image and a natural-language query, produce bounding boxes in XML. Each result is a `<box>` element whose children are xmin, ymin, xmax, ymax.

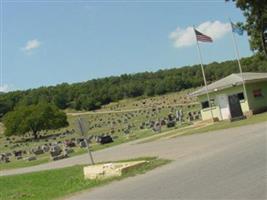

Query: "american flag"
<box><xmin>194</xmin><ymin>29</ymin><xmax>213</xmax><ymax>42</ymax></box>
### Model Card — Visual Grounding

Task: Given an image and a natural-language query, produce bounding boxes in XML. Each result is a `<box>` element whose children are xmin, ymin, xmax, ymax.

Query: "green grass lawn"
<box><xmin>1</xmin><ymin>112</ymin><xmax>266</xmax><ymax>170</ymax></box>
<box><xmin>175</xmin><ymin>112</ymin><xmax>267</xmax><ymax>138</ymax></box>
<box><xmin>0</xmin><ymin>157</ymin><xmax>49</xmax><ymax>171</ymax></box>
<box><xmin>0</xmin><ymin>129</ymin><xmax>156</xmax><ymax>171</ymax></box>
<box><xmin>0</xmin><ymin>157</ymin><xmax>170</xmax><ymax>200</ymax></box>
<box><xmin>0</xmin><ymin>89</ymin><xmax>200</xmax><ymax>171</ymax></box>
<box><xmin>139</xmin><ymin>112</ymin><xmax>267</xmax><ymax>142</ymax></box>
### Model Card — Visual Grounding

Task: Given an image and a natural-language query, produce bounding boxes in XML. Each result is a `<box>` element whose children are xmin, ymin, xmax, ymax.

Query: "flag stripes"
<box><xmin>194</xmin><ymin>29</ymin><xmax>213</xmax><ymax>42</ymax></box>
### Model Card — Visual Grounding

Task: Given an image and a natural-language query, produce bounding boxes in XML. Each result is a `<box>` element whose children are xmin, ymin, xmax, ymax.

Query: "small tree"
<box><xmin>3</xmin><ymin>103</ymin><xmax>69</xmax><ymax>139</ymax></box>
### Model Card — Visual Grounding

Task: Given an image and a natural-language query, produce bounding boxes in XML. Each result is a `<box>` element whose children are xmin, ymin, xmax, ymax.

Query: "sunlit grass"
<box><xmin>0</xmin><ymin>157</ymin><xmax>170</xmax><ymax>200</ymax></box>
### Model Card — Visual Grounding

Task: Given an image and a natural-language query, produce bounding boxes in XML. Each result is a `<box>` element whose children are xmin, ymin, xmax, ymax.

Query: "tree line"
<box><xmin>0</xmin><ymin>55</ymin><xmax>267</xmax><ymax>118</ymax></box>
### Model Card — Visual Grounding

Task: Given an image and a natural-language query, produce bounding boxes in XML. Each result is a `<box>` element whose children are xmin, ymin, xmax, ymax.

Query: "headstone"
<box><xmin>13</xmin><ymin>150</ymin><xmax>22</xmax><ymax>157</ymax></box>
<box><xmin>50</xmin><ymin>145</ymin><xmax>62</xmax><ymax>157</ymax></box>
<box><xmin>98</xmin><ymin>136</ymin><xmax>113</xmax><ymax>144</ymax></box>
<box><xmin>167</xmin><ymin>113</ymin><xmax>176</xmax><ymax>128</ymax></box>
<box><xmin>64</xmin><ymin>140</ymin><xmax>76</xmax><ymax>147</ymax></box>
<box><xmin>32</xmin><ymin>147</ymin><xmax>44</xmax><ymax>155</ymax></box>
<box><xmin>63</xmin><ymin>148</ymin><xmax>74</xmax><ymax>154</ymax></box>
<box><xmin>24</xmin><ymin>156</ymin><xmax>37</xmax><ymax>161</ymax></box>
<box><xmin>41</xmin><ymin>145</ymin><xmax>50</xmax><ymax>152</ymax></box>
<box><xmin>153</xmin><ymin>121</ymin><xmax>161</xmax><ymax>133</ymax></box>
<box><xmin>16</xmin><ymin>155</ymin><xmax>23</xmax><ymax>160</ymax></box>
<box><xmin>79</xmin><ymin>140</ymin><xmax>87</xmax><ymax>148</ymax></box>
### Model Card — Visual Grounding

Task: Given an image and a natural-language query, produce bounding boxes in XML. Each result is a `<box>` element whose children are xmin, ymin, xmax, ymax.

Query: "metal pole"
<box><xmin>229</xmin><ymin>18</ymin><xmax>248</xmax><ymax>102</ymax></box>
<box><xmin>78</xmin><ymin>117</ymin><xmax>95</xmax><ymax>165</ymax></box>
<box><xmin>194</xmin><ymin>27</ymin><xmax>214</xmax><ymax>122</ymax></box>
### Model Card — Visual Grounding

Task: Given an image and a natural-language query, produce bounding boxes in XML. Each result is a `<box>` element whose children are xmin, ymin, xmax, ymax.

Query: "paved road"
<box><xmin>64</xmin><ymin>122</ymin><xmax>267</xmax><ymax>200</ymax></box>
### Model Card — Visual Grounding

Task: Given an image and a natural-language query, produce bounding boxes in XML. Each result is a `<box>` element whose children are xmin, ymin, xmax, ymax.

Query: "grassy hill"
<box><xmin>0</xmin><ymin>89</ymin><xmax>200</xmax><ymax>169</ymax></box>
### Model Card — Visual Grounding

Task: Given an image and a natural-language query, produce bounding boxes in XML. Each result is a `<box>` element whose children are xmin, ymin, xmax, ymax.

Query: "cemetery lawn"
<box><xmin>140</xmin><ymin>112</ymin><xmax>267</xmax><ymax>142</ymax></box>
<box><xmin>0</xmin><ymin>90</ymin><xmax>198</xmax><ymax>171</ymax></box>
<box><xmin>0</xmin><ymin>157</ymin><xmax>170</xmax><ymax>200</ymax></box>
<box><xmin>0</xmin><ymin>129</ymin><xmax>156</xmax><ymax>170</ymax></box>
<box><xmin>168</xmin><ymin>111</ymin><xmax>267</xmax><ymax>139</ymax></box>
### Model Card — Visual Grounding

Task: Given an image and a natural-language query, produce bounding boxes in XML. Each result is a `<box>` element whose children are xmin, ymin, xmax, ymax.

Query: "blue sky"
<box><xmin>1</xmin><ymin>0</ymin><xmax>252</xmax><ymax>91</ymax></box>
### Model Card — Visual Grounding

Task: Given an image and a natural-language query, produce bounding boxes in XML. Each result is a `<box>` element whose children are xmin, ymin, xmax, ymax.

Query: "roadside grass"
<box><xmin>182</xmin><ymin>112</ymin><xmax>267</xmax><ymax>135</ymax></box>
<box><xmin>0</xmin><ymin>157</ymin><xmax>49</xmax><ymax>171</ymax></box>
<box><xmin>0</xmin><ymin>157</ymin><xmax>170</xmax><ymax>200</ymax></box>
<box><xmin>137</xmin><ymin>123</ymin><xmax>196</xmax><ymax>144</ymax></box>
<box><xmin>138</xmin><ymin>112</ymin><xmax>267</xmax><ymax>142</ymax></box>
<box><xmin>171</xmin><ymin>112</ymin><xmax>267</xmax><ymax>138</ymax></box>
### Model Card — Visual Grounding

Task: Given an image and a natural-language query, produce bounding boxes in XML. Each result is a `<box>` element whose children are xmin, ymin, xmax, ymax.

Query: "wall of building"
<box><xmin>246</xmin><ymin>80</ymin><xmax>267</xmax><ymax>113</ymax></box>
<box><xmin>200</xmin><ymin>106</ymin><xmax>221</xmax><ymax>121</ymax></box>
<box><xmin>198</xmin><ymin>85</ymin><xmax>250</xmax><ymax>121</ymax></box>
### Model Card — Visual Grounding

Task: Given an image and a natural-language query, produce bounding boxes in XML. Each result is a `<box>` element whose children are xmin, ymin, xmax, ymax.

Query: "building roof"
<box><xmin>190</xmin><ymin>72</ymin><xmax>267</xmax><ymax>97</ymax></box>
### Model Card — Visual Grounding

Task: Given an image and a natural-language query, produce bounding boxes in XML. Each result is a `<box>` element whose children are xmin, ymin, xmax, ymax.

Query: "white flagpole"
<box><xmin>194</xmin><ymin>27</ymin><xmax>214</xmax><ymax>122</ymax></box>
<box><xmin>229</xmin><ymin>18</ymin><xmax>248</xmax><ymax>101</ymax></box>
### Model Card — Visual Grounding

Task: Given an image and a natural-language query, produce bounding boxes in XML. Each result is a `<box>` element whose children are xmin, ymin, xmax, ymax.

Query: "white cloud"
<box><xmin>22</xmin><ymin>39</ymin><xmax>41</xmax><ymax>52</ymax></box>
<box><xmin>169</xmin><ymin>21</ymin><xmax>231</xmax><ymax>48</ymax></box>
<box><xmin>0</xmin><ymin>84</ymin><xmax>10</xmax><ymax>93</ymax></box>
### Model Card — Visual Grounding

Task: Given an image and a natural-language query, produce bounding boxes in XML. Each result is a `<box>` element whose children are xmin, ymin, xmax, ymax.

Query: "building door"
<box><xmin>228</xmin><ymin>94</ymin><xmax>243</xmax><ymax>119</ymax></box>
<box><xmin>218</xmin><ymin>94</ymin><xmax>230</xmax><ymax>120</ymax></box>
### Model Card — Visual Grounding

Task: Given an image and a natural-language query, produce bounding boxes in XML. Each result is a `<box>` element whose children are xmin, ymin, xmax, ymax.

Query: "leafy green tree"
<box><xmin>0</xmin><ymin>56</ymin><xmax>267</xmax><ymax>116</ymax></box>
<box><xmin>3</xmin><ymin>103</ymin><xmax>68</xmax><ymax>139</ymax></box>
<box><xmin>0</xmin><ymin>101</ymin><xmax>11</xmax><ymax>118</ymax></box>
<box><xmin>227</xmin><ymin>0</ymin><xmax>267</xmax><ymax>57</ymax></box>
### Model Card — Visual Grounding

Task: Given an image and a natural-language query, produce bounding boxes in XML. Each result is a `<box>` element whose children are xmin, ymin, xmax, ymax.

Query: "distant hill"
<box><xmin>0</xmin><ymin>55</ymin><xmax>266</xmax><ymax>117</ymax></box>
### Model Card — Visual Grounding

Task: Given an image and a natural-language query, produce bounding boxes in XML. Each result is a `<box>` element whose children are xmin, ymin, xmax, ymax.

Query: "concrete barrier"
<box><xmin>83</xmin><ymin>160</ymin><xmax>147</xmax><ymax>180</ymax></box>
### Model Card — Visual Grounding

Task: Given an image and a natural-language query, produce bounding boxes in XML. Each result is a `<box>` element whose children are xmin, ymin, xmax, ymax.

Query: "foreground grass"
<box><xmin>0</xmin><ymin>157</ymin><xmax>170</xmax><ymax>200</ymax></box>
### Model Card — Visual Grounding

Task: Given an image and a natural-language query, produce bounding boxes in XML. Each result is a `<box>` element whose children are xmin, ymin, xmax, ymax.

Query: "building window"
<box><xmin>201</xmin><ymin>101</ymin><xmax>209</xmax><ymax>109</ymax></box>
<box><xmin>253</xmin><ymin>89</ymin><xmax>263</xmax><ymax>98</ymax></box>
<box><xmin>237</xmin><ymin>92</ymin><xmax>244</xmax><ymax>100</ymax></box>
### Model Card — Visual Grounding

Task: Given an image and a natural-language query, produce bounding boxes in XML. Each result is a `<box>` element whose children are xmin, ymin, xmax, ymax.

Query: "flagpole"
<box><xmin>193</xmin><ymin>26</ymin><xmax>214</xmax><ymax>122</ymax></box>
<box><xmin>229</xmin><ymin>18</ymin><xmax>248</xmax><ymax>102</ymax></box>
